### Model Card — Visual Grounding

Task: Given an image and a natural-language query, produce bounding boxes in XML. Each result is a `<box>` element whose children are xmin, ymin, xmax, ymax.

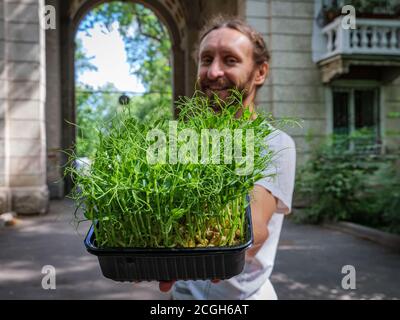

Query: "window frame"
<box><xmin>326</xmin><ymin>80</ymin><xmax>384</xmax><ymax>154</ymax></box>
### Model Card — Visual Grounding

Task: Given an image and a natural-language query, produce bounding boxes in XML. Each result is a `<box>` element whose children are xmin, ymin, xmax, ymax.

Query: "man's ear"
<box><xmin>254</xmin><ymin>62</ymin><xmax>269</xmax><ymax>86</ymax></box>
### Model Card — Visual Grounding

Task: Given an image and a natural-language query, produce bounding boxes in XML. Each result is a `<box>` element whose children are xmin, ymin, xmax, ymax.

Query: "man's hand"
<box><xmin>159</xmin><ymin>281</ymin><xmax>175</xmax><ymax>292</ymax></box>
<box><xmin>158</xmin><ymin>279</ymin><xmax>220</xmax><ymax>292</ymax></box>
<box><xmin>247</xmin><ymin>185</ymin><xmax>277</xmax><ymax>257</ymax></box>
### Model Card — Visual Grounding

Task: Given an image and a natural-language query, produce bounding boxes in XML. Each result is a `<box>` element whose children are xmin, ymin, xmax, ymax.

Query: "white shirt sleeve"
<box><xmin>254</xmin><ymin>129</ymin><xmax>296</xmax><ymax>214</ymax></box>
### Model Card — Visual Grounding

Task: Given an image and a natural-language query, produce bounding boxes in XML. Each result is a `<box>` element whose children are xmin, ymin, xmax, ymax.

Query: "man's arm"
<box><xmin>247</xmin><ymin>184</ymin><xmax>277</xmax><ymax>257</ymax></box>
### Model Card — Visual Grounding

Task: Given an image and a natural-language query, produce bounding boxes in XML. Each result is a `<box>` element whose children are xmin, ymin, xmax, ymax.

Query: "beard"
<box><xmin>199</xmin><ymin>72</ymin><xmax>255</xmax><ymax>113</ymax></box>
<box><xmin>201</xmin><ymin>78</ymin><xmax>236</xmax><ymax>101</ymax></box>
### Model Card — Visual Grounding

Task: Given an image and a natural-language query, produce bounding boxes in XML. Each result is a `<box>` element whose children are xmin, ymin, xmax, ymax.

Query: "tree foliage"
<box><xmin>76</xmin><ymin>83</ymin><xmax>123</xmax><ymax>157</ymax></box>
<box><xmin>78</xmin><ymin>1</ymin><xmax>172</xmax><ymax>93</ymax></box>
<box><xmin>75</xmin><ymin>1</ymin><xmax>173</xmax><ymax>157</ymax></box>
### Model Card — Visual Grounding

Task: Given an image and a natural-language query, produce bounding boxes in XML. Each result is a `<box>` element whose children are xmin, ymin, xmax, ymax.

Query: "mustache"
<box><xmin>200</xmin><ymin>79</ymin><xmax>235</xmax><ymax>90</ymax></box>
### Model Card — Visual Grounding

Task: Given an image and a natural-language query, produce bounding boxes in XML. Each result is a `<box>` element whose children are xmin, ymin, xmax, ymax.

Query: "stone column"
<box><xmin>0</xmin><ymin>0</ymin><xmax>49</xmax><ymax>214</ymax></box>
<box><xmin>45</xmin><ymin>0</ymin><xmax>63</xmax><ymax>199</ymax></box>
<box><xmin>0</xmin><ymin>0</ymin><xmax>11</xmax><ymax>213</ymax></box>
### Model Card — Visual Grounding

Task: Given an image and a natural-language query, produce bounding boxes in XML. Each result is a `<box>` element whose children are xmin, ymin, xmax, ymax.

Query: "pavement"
<box><xmin>272</xmin><ymin>219</ymin><xmax>400</xmax><ymax>300</ymax></box>
<box><xmin>0</xmin><ymin>199</ymin><xmax>399</xmax><ymax>300</ymax></box>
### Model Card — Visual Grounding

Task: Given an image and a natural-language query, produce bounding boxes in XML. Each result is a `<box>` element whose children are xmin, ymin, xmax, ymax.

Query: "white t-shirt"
<box><xmin>172</xmin><ymin>129</ymin><xmax>296</xmax><ymax>300</ymax></box>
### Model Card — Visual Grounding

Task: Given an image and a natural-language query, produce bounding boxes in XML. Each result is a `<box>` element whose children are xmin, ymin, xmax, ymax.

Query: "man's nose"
<box><xmin>207</xmin><ymin>59</ymin><xmax>224</xmax><ymax>80</ymax></box>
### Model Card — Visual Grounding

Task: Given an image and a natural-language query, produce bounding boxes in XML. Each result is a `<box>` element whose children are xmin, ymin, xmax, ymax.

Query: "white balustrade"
<box><xmin>319</xmin><ymin>17</ymin><xmax>400</xmax><ymax>61</ymax></box>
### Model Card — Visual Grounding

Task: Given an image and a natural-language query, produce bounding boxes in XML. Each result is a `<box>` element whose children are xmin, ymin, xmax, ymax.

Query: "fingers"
<box><xmin>143</xmin><ymin>279</ymin><xmax>220</xmax><ymax>292</ymax></box>
<box><xmin>159</xmin><ymin>280</ymin><xmax>176</xmax><ymax>292</ymax></box>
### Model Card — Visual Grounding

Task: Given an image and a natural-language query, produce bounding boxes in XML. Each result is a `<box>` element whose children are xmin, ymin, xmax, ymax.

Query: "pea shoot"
<box><xmin>66</xmin><ymin>90</ymin><xmax>278</xmax><ymax>248</ymax></box>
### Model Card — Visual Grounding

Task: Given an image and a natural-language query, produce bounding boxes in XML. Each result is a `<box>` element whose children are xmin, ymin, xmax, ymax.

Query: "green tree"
<box><xmin>78</xmin><ymin>1</ymin><xmax>172</xmax><ymax>94</ymax></box>
<box><xmin>75</xmin><ymin>37</ymin><xmax>98</xmax><ymax>76</ymax></box>
<box><xmin>75</xmin><ymin>1</ymin><xmax>174</xmax><ymax>156</ymax></box>
<box><xmin>76</xmin><ymin>83</ymin><xmax>123</xmax><ymax>157</ymax></box>
<box><xmin>75</xmin><ymin>37</ymin><xmax>98</xmax><ymax>157</ymax></box>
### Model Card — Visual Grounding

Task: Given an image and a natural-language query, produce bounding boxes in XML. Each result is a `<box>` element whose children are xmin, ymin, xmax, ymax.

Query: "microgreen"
<box><xmin>66</xmin><ymin>90</ymin><xmax>280</xmax><ymax>248</ymax></box>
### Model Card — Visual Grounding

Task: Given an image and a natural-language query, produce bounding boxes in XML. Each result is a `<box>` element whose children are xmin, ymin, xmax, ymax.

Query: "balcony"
<box><xmin>316</xmin><ymin>17</ymin><xmax>400</xmax><ymax>83</ymax></box>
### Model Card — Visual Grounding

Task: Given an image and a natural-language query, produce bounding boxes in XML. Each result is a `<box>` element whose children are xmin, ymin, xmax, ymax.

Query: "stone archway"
<box><xmin>58</xmin><ymin>0</ymin><xmax>187</xmax><ymax>195</ymax></box>
<box><xmin>45</xmin><ymin>0</ymin><xmax>244</xmax><ymax>200</ymax></box>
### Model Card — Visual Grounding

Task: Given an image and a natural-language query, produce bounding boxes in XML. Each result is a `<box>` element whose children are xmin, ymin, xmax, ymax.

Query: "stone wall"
<box><xmin>245</xmin><ymin>0</ymin><xmax>325</xmax><ymax>167</ymax></box>
<box><xmin>0</xmin><ymin>0</ymin><xmax>49</xmax><ymax>214</ymax></box>
<box><xmin>0</xmin><ymin>0</ymin><xmax>8</xmax><ymax>212</ymax></box>
<box><xmin>45</xmin><ymin>0</ymin><xmax>63</xmax><ymax>199</ymax></box>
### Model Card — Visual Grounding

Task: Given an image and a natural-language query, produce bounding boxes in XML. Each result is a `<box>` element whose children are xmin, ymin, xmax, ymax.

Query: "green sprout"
<box><xmin>65</xmin><ymin>90</ymin><xmax>281</xmax><ymax>248</ymax></box>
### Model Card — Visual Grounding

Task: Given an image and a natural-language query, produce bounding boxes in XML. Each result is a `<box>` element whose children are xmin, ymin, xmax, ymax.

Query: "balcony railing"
<box><xmin>319</xmin><ymin>17</ymin><xmax>400</xmax><ymax>61</ymax></box>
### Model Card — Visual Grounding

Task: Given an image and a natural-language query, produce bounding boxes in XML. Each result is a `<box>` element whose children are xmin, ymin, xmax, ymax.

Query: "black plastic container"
<box><xmin>84</xmin><ymin>204</ymin><xmax>253</xmax><ymax>282</ymax></box>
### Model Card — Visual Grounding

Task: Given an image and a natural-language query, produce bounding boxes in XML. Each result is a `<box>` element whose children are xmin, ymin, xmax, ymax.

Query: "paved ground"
<box><xmin>0</xmin><ymin>199</ymin><xmax>399</xmax><ymax>300</ymax></box>
<box><xmin>272</xmin><ymin>220</ymin><xmax>400</xmax><ymax>300</ymax></box>
<box><xmin>0</xmin><ymin>200</ymin><xmax>170</xmax><ymax>300</ymax></box>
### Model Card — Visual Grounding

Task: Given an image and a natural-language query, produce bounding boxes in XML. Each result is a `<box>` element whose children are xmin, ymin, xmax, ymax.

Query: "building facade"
<box><xmin>0</xmin><ymin>0</ymin><xmax>399</xmax><ymax>214</ymax></box>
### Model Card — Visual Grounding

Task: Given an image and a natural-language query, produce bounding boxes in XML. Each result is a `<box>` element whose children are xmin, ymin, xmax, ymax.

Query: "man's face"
<box><xmin>197</xmin><ymin>27</ymin><xmax>262</xmax><ymax>106</ymax></box>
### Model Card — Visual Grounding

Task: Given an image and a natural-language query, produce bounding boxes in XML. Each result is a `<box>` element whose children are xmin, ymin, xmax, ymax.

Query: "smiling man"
<box><xmin>160</xmin><ymin>16</ymin><xmax>296</xmax><ymax>300</ymax></box>
<box><xmin>197</xmin><ymin>21</ymin><xmax>268</xmax><ymax>115</ymax></box>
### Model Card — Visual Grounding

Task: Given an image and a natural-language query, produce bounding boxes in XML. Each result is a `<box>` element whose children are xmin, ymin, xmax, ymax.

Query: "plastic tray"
<box><xmin>84</xmin><ymin>204</ymin><xmax>253</xmax><ymax>282</ymax></box>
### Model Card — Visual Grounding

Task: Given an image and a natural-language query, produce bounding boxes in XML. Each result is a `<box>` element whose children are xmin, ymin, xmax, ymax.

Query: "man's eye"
<box><xmin>226</xmin><ymin>57</ymin><xmax>237</xmax><ymax>65</ymax></box>
<box><xmin>201</xmin><ymin>57</ymin><xmax>212</xmax><ymax>65</ymax></box>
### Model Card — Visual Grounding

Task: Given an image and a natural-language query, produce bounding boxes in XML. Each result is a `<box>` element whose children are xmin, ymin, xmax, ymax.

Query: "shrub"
<box><xmin>295</xmin><ymin>134</ymin><xmax>400</xmax><ymax>235</ymax></box>
<box><xmin>295</xmin><ymin>135</ymin><xmax>380</xmax><ymax>223</ymax></box>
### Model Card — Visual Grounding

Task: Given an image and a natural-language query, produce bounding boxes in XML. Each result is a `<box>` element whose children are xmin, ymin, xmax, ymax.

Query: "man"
<box><xmin>160</xmin><ymin>16</ymin><xmax>296</xmax><ymax>300</ymax></box>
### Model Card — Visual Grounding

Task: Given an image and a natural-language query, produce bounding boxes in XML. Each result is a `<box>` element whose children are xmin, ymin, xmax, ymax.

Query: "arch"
<box><xmin>71</xmin><ymin>0</ymin><xmax>186</xmax><ymax>49</ymax></box>
<box><xmin>59</xmin><ymin>0</ymin><xmax>187</xmax><ymax>193</ymax></box>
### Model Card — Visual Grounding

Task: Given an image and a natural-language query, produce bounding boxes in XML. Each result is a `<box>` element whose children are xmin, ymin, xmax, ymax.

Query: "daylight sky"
<box><xmin>76</xmin><ymin>22</ymin><xmax>145</xmax><ymax>93</ymax></box>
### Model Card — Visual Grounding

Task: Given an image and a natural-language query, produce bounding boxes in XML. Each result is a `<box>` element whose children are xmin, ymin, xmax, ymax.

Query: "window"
<box><xmin>332</xmin><ymin>87</ymin><xmax>381</xmax><ymax>153</ymax></box>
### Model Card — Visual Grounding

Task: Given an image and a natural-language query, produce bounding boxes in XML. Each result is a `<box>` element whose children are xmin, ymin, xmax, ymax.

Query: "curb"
<box><xmin>323</xmin><ymin>221</ymin><xmax>400</xmax><ymax>253</ymax></box>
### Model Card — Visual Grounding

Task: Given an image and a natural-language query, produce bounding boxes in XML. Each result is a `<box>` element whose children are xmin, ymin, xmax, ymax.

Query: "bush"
<box><xmin>295</xmin><ymin>136</ymin><xmax>371</xmax><ymax>223</ymax></box>
<box><xmin>365</xmin><ymin>157</ymin><xmax>400</xmax><ymax>234</ymax></box>
<box><xmin>295</xmin><ymin>134</ymin><xmax>400</xmax><ymax>234</ymax></box>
